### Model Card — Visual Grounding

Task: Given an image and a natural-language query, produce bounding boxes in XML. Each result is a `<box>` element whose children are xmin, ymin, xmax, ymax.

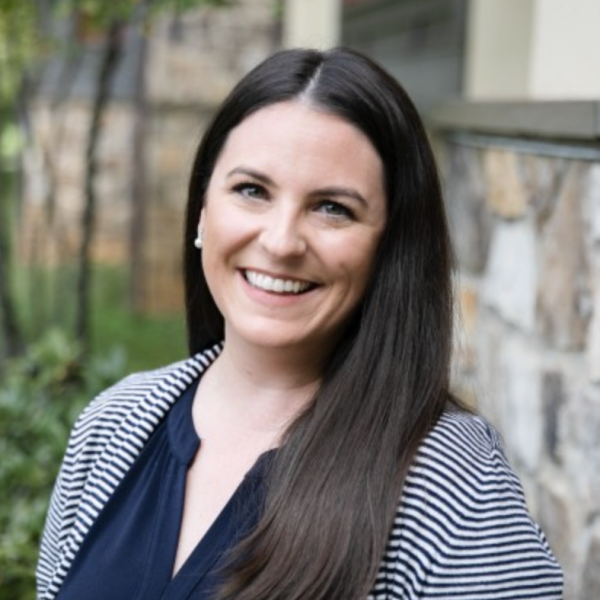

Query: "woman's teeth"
<box><xmin>244</xmin><ymin>270</ymin><xmax>312</xmax><ymax>294</ymax></box>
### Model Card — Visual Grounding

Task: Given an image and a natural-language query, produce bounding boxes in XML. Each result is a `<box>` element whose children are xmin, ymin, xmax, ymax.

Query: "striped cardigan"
<box><xmin>37</xmin><ymin>344</ymin><xmax>563</xmax><ymax>600</ymax></box>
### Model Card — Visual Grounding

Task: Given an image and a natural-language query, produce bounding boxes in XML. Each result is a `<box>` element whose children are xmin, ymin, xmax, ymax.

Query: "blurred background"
<box><xmin>0</xmin><ymin>0</ymin><xmax>598</xmax><ymax>598</ymax></box>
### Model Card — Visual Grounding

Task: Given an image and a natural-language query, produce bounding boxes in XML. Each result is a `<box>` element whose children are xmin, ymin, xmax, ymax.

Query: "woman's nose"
<box><xmin>258</xmin><ymin>207</ymin><xmax>307</xmax><ymax>258</ymax></box>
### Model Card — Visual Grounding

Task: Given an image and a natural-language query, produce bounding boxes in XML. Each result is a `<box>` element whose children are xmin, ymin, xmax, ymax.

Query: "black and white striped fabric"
<box><xmin>37</xmin><ymin>344</ymin><xmax>563</xmax><ymax>600</ymax></box>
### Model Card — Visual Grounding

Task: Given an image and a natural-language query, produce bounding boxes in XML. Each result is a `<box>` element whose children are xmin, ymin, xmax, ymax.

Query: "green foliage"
<box><xmin>88</xmin><ymin>267</ymin><xmax>187</xmax><ymax>372</ymax></box>
<box><xmin>11</xmin><ymin>264</ymin><xmax>186</xmax><ymax>372</ymax></box>
<box><xmin>0</xmin><ymin>0</ymin><xmax>234</xmax><ymax>102</ymax></box>
<box><xmin>0</xmin><ymin>1</ymin><xmax>40</xmax><ymax>102</ymax></box>
<box><xmin>53</xmin><ymin>0</ymin><xmax>233</xmax><ymax>29</ymax></box>
<box><xmin>0</xmin><ymin>330</ymin><xmax>126</xmax><ymax>599</ymax></box>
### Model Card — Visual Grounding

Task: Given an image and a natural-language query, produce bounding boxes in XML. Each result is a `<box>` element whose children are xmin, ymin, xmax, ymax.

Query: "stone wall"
<box><xmin>436</xmin><ymin>121</ymin><xmax>600</xmax><ymax>599</ymax></box>
<box><xmin>21</xmin><ymin>0</ymin><xmax>280</xmax><ymax>312</ymax></box>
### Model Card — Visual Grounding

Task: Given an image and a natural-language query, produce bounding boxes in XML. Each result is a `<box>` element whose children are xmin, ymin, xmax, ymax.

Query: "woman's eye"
<box><xmin>317</xmin><ymin>200</ymin><xmax>353</xmax><ymax>219</ymax></box>
<box><xmin>232</xmin><ymin>182</ymin><xmax>267</xmax><ymax>200</ymax></box>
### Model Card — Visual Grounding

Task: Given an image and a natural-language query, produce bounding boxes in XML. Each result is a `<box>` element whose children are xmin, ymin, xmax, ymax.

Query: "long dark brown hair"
<box><xmin>183</xmin><ymin>47</ymin><xmax>454</xmax><ymax>600</ymax></box>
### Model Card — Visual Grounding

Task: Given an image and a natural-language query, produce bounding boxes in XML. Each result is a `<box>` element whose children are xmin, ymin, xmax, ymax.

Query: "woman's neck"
<box><xmin>198</xmin><ymin>338</ymin><xmax>323</xmax><ymax>441</ymax></box>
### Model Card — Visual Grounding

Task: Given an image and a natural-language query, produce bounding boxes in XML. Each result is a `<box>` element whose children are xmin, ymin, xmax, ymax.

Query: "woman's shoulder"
<box><xmin>417</xmin><ymin>407</ymin><xmax>512</xmax><ymax>475</ymax></box>
<box><xmin>405</xmin><ymin>407</ymin><xmax>529</xmax><ymax>518</ymax></box>
<box><xmin>376</xmin><ymin>407</ymin><xmax>563</xmax><ymax>599</ymax></box>
<box><xmin>68</xmin><ymin>344</ymin><xmax>223</xmax><ymax>450</ymax></box>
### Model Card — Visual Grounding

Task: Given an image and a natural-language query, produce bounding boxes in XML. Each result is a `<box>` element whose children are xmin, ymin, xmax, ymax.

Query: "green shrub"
<box><xmin>12</xmin><ymin>264</ymin><xmax>187</xmax><ymax>373</ymax></box>
<box><xmin>0</xmin><ymin>329</ymin><xmax>126</xmax><ymax>600</ymax></box>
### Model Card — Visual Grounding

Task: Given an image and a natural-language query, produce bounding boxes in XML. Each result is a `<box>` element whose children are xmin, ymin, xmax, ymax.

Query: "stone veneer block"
<box><xmin>538</xmin><ymin>472</ymin><xmax>582</xmax><ymax>600</ymax></box>
<box><xmin>472</xmin><ymin>310</ymin><xmax>505</xmax><ymax>426</ymax></box>
<box><xmin>454</xmin><ymin>280</ymin><xmax>479</xmax><ymax>372</ymax></box>
<box><xmin>587</xmin><ymin>164</ymin><xmax>600</xmax><ymax>244</ymax></box>
<box><xmin>483</xmin><ymin>149</ymin><xmax>529</xmax><ymax>219</ymax></box>
<box><xmin>444</xmin><ymin>145</ymin><xmax>490</xmax><ymax>274</ymax></box>
<box><xmin>537</xmin><ymin>162</ymin><xmax>589</xmax><ymax>350</ymax></box>
<box><xmin>541</xmin><ymin>371</ymin><xmax>564</xmax><ymax>462</ymax></box>
<box><xmin>483</xmin><ymin>219</ymin><xmax>537</xmax><ymax>332</ymax></box>
<box><xmin>498</xmin><ymin>336</ymin><xmax>543</xmax><ymax>473</ymax></box>
<box><xmin>519</xmin><ymin>155</ymin><xmax>565</xmax><ymax>226</ymax></box>
<box><xmin>588</xmin><ymin>270</ymin><xmax>600</xmax><ymax>382</ymax></box>
<box><xmin>582</xmin><ymin>521</ymin><xmax>600</xmax><ymax>600</ymax></box>
<box><xmin>563</xmin><ymin>388</ymin><xmax>600</xmax><ymax>514</ymax></box>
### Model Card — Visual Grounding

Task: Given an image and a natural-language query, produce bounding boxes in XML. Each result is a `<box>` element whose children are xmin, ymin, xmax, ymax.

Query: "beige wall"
<box><xmin>283</xmin><ymin>0</ymin><xmax>341</xmax><ymax>49</ymax></box>
<box><xmin>531</xmin><ymin>0</ymin><xmax>600</xmax><ymax>98</ymax></box>
<box><xmin>466</xmin><ymin>0</ymin><xmax>600</xmax><ymax>99</ymax></box>
<box><xmin>465</xmin><ymin>0</ymin><xmax>534</xmax><ymax>99</ymax></box>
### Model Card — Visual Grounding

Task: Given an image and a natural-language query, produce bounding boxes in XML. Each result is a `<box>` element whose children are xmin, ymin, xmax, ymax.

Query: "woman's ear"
<box><xmin>194</xmin><ymin>209</ymin><xmax>205</xmax><ymax>250</ymax></box>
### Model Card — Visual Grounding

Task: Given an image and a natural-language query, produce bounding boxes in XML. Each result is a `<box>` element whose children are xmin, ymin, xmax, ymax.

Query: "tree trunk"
<box><xmin>0</xmin><ymin>183</ymin><xmax>24</xmax><ymax>362</ymax></box>
<box><xmin>0</xmin><ymin>98</ymin><xmax>24</xmax><ymax>362</ymax></box>
<box><xmin>75</xmin><ymin>20</ymin><xmax>123</xmax><ymax>351</ymax></box>
<box><xmin>129</xmin><ymin>17</ymin><xmax>148</xmax><ymax>313</ymax></box>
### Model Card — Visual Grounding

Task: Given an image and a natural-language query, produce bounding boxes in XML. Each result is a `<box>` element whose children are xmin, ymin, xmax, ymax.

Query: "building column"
<box><xmin>283</xmin><ymin>0</ymin><xmax>341</xmax><ymax>49</ymax></box>
<box><xmin>465</xmin><ymin>0</ymin><xmax>600</xmax><ymax>99</ymax></box>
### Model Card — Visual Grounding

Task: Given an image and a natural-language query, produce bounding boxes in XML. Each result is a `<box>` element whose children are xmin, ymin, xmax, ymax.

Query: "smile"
<box><xmin>243</xmin><ymin>270</ymin><xmax>315</xmax><ymax>294</ymax></box>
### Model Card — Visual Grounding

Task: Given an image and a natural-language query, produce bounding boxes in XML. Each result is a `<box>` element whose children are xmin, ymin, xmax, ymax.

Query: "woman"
<box><xmin>37</xmin><ymin>48</ymin><xmax>563</xmax><ymax>600</ymax></box>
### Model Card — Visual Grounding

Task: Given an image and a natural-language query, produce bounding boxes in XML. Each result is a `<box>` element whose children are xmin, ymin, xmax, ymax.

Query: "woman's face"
<box><xmin>200</xmin><ymin>101</ymin><xmax>387</xmax><ymax>358</ymax></box>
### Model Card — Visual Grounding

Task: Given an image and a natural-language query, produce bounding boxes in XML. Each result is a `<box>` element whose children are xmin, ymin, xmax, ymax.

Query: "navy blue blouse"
<box><xmin>56</xmin><ymin>379</ymin><xmax>270</xmax><ymax>600</ymax></box>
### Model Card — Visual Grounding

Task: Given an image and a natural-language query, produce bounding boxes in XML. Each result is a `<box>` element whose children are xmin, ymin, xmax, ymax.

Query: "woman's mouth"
<box><xmin>243</xmin><ymin>270</ymin><xmax>316</xmax><ymax>295</ymax></box>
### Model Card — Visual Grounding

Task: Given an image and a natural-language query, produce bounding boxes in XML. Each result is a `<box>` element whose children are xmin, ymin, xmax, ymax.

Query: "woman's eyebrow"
<box><xmin>312</xmin><ymin>186</ymin><xmax>368</xmax><ymax>208</ymax></box>
<box><xmin>226</xmin><ymin>166</ymin><xmax>274</xmax><ymax>186</ymax></box>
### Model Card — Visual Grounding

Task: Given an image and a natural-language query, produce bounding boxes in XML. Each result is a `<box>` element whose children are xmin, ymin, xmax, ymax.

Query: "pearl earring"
<box><xmin>194</xmin><ymin>230</ymin><xmax>203</xmax><ymax>249</ymax></box>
